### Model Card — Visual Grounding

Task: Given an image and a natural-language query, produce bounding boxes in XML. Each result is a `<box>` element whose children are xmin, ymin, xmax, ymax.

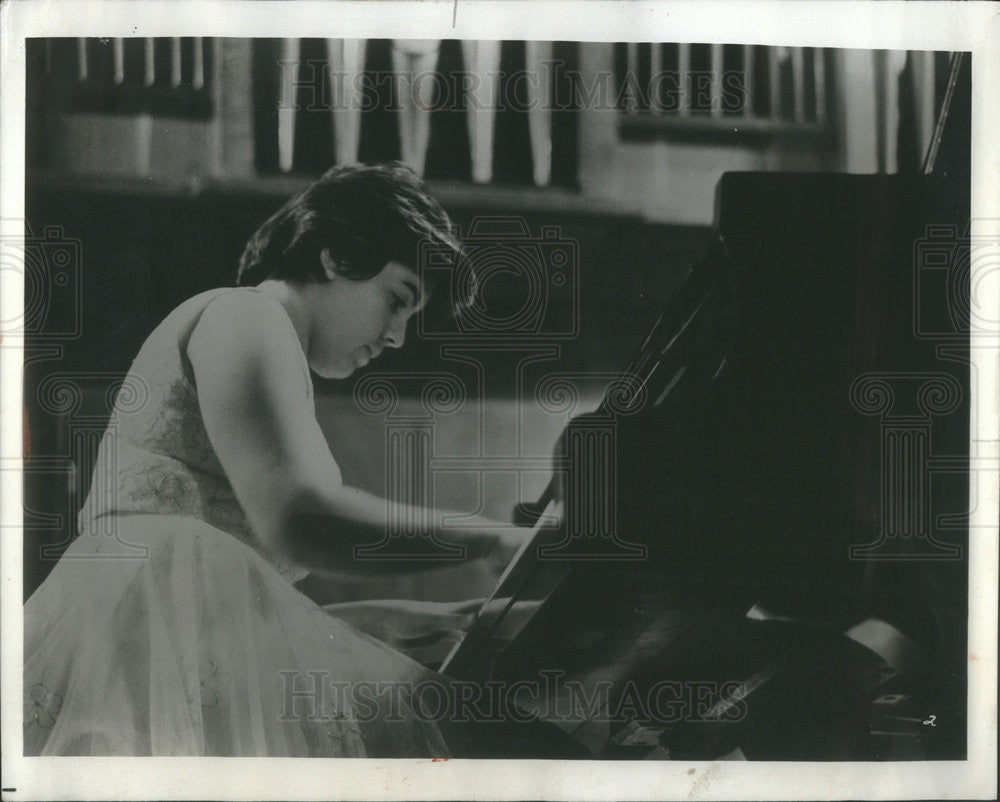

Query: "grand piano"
<box><xmin>438</xmin><ymin>100</ymin><xmax>971</xmax><ymax>759</ymax></box>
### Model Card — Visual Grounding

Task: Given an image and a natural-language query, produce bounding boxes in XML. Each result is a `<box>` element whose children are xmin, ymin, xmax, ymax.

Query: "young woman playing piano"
<box><xmin>23</xmin><ymin>164</ymin><xmax>529</xmax><ymax>757</ymax></box>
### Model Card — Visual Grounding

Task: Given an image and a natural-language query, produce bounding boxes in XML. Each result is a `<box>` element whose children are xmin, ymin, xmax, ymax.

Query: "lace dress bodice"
<box><xmin>78</xmin><ymin>288</ymin><xmax>312</xmax><ymax>584</ymax></box>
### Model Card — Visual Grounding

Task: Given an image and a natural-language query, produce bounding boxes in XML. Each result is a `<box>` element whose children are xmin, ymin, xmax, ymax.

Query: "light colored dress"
<box><xmin>22</xmin><ymin>288</ymin><xmax>463</xmax><ymax>757</ymax></box>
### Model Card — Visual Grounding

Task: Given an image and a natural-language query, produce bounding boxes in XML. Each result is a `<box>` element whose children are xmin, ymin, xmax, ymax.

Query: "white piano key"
<box><xmin>170</xmin><ymin>37</ymin><xmax>182</xmax><ymax>88</ymax></box>
<box><xmin>814</xmin><ymin>47</ymin><xmax>827</xmax><ymax>123</ymax></box>
<box><xmin>392</xmin><ymin>39</ymin><xmax>440</xmax><ymax>176</ymax></box>
<box><xmin>913</xmin><ymin>50</ymin><xmax>936</xmax><ymax>161</ymax></box>
<box><xmin>650</xmin><ymin>43</ymin><xmax>662</xmax><ymax>115</ymax></box>
<box><xmin>711</xmin><ymin>43</ymin><xmax>724</xmax><ymax>117</ymax></box>
<box><xmin>625</xmin><ymin>42</ymin><xmax>639</xmax><ymax>113</ymax></box>
<box><xmin>769</xmin><ymin>46</ymin><xmax>783</xmax><ymax>119</ymax></box>
<box><xmin>791</xmin><ymin>47</ymin><xmax>805</xmax><ymax>122</ymax></box>
<box><xmin>144</xmin><ymin>38</ymin><xmax>155</xmax><ymax>86</ymax></box>
<box><xmin>278</xmin><ymin>38</ymin><xmax>300</xmax><ymax>173</ymax></box>
<box><xmin>678</xmin><ymin>43</ymin><xmax>690</xmax><ymax>116</ymax></box>
<box><xmin>525</xmin><ymin>40</ymin><xmax>553</xmax><ymax>186</ymax></box>
<box><xmin>332</xmin><ymin>38</ymin><xmax>365</xmax><ymax>165</ymax></box>
<box><xmin>113</xmin><ymin>38</ymin><xmax>124</xmax><ymax>84</ymax></box>
<box><xmin>461</xmin><ymin>40</ymin><xmax>501</xmax><ymax>184</ymax></box>
<box><xmin>77</xmin><ymin>38</ymin><xmax>88</xmax><ymax>81</ymax></box>
<box><xmin>193</xmin><ymin>37</ymin><xmax>204</xmax><ymax>90</ymax></box>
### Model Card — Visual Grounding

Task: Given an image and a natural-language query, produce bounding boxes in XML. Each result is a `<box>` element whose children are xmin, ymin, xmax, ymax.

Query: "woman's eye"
<box><xmin>390</xmin><ymin>295</ymin><xmax>406</xmax><ymax>313</ymax></box>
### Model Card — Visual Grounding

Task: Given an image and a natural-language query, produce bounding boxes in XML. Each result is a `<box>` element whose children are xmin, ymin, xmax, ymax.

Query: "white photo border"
<box><xmin>1</xmin><ymin>1</ymin><xmax>997</xmax><ymax>799</ymax></box>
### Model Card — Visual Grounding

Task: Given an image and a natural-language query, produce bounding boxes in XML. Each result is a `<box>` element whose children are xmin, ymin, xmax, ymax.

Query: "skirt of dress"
<box><xmin>23</xmin><ymin>515</ymin><xmax>451</xmax><ymax>757</ymax></box>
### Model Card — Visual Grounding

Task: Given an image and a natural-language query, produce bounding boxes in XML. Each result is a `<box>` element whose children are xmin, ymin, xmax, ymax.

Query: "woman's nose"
<box><xmin>382</xmin><ymin>318</ymin><xmax>406</xmax><ymax>349</ymax></box>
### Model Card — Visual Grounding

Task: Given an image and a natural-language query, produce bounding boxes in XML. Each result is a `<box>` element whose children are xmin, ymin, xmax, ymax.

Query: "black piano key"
<box><xmin>122</xmin><ymin>39</ymin><xmax>145</xmax><ymax>85</ymax></box>
<box><xmin>655</xmin><ymin>43</ymin><xmax>680</xmax><ymax>113</ymax></box>
<box><xmin>778</xmin><ymin>51</ymin><xmax>795</xmax><ymax>120</ymax></box>
<box><xmin>492</xmin><ymin>40</ymin><xmax>533</xmax><ymax>185</ymax></box>
<box><xmin>722</xmin><ymin>44</ymin><xmax>744</xmax><ymax>116</ymax></box>
<box><xmin>358</xmin><ymin>38</ymin><xmax>401</xmax><ymax>165</ymax></box>
<box><xmin>424</xmin><ymin>39</ymin><xmax>472</xmax><ymax>182</ymax></box>
<box><xmin>752</xmin><ymin>45</ymin><xmax>770</xmax><ymax>117</ymax></box>
<box><xmin>636</xmin><ymin>42</ymin><xmax>651</xmax><ymax>112</ymax></box>
<box><xmin>933</xmin><ymin>50</ymin><xmax>951</xmax><ymax>118</ymax></box>
<box><xmin>251</xmin><ymin>38</ymin><xmax>283</xmax><ymax>172</ymax></box>
<box><xmin>292</xmin><ymin>38</ymin><xmax>335</xmax><ymax>173</ymax></box>
<box><xmin>689</xmin><ymin>43</ymin><xmax>712</xmax><ymax>114</ymax></box>
<box><xmin>896</xmin><ymin>52</ymin><xmax>920</xmax><ymax>174</ymax></box>
<box><xmin>86</xmin><ymin>38</ymin><xmax>114</xmax><ymax>85</ymax></box>
<box><xmin>180</xmin><ymin>37</ymin><xmax>196</xmax><ymax>87</ymax></box>
<box><xmin>802</xmin><ymin>47</ymin><xmax>817</xmax><ymax>122</ymax></box>
<box><xmin>613</xmin><ymin>42</ymin><xmax>628</xmax><ymax>110</ymax></box>
<box><xmin>47</xmin><ymin>38</ymin><xmax>79</xmax><ymax>81</ymax></box>
<box><xmin>152</xmin><ymin>38</ymin><xmax>174</xmax><ymax>87</ymax></box>
<box><xmin>87</xmin><ymin>39</ymin><xmax>119</xmax><ymax>113</ymax></box>
<box><xmin>550</xmin><ymin>40</ymin><xmax>579</xmax><ymax>189</ymax></box>
<box><xmin>114</xmin><ymin>39</ymin><xmax>147</xmax><ymax>115</ymax></box>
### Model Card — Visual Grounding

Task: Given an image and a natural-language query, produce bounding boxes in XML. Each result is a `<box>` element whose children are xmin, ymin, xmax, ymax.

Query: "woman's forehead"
<box><xmin>381</xmin><ymin>260</ymin><xmax>430</xmax><ymax>308</ymax></box>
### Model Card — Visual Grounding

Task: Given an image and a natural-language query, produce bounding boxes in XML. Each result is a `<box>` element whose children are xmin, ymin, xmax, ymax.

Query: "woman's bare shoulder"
<box><xmin>187</xmin><ymin>288</ymin><xmax>297</xmax><ymax>345</ymax></box>
<box><xmin>192</xmin><ymin>286</ymin><xmax>290</xmax><ymax>322</ymax></box>
<box><xmin>156</xmin><ymin>287</ymin><xmax>285</xmax><ymax>345</ymax></box>
<box><xmin>186</xmin><ymin>288</ymin><xmax>308</xmax><ymax>383</ymax></box>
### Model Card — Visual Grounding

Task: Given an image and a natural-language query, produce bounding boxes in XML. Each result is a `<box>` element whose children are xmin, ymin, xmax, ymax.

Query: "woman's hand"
<box><xmin>323</xmin><ymin>598</ymin><xmax>483</xmax><ymax>644</ymax></box>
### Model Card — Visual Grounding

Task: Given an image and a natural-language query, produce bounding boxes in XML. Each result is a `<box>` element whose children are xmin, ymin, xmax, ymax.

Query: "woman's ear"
<box><xmin>320</xmin><ymin>249</ymin><xmax>339</xmax><ymax>281</ymax></box>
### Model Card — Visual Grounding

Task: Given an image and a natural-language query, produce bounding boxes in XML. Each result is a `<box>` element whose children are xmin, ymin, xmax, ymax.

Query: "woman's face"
<box><xmin>305</xmin><ymin>252</ymin><xmax>427</xmax><ymax>379</ymax></box>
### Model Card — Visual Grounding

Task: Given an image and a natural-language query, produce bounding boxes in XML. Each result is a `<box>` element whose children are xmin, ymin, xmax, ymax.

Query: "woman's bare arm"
<box><xmin>187</xmin><ymin>291</ymin><xmax>522</xmax><ymax>577</ymax></box>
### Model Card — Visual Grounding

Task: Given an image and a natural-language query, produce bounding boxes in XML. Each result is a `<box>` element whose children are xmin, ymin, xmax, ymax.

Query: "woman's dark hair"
<box><xmin>236</xmin><ymin>162</ymin><xmax>464</xmax><ymax>289</ymax></box>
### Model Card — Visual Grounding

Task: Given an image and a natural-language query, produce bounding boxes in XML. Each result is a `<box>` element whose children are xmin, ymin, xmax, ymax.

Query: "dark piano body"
<box><xmin>440</xmin><ymin>170</ymin><xmax>970</xmax><ymax>761</ymax></box>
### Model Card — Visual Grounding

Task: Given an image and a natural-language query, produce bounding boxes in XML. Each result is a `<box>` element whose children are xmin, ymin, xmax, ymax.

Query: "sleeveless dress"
<box><xmin>22</xmin><ymin>288</ymin><xmax>459</xmax><ymax>757</ymax></box>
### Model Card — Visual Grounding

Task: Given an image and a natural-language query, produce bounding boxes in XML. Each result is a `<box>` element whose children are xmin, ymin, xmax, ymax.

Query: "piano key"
<box><xmin>326</xmin><ymin>38</ymin><xmax>365</xmax><ymax>165</ymax></box>
<box><xmin>358</xmin><ymin>38</ymin><xmax>402</xmax><ymax>164</ymax></box>
<box><xmin>144</xmin><ymin>38</ymin><xmax>155</xmax><ymax>86</ymax></box>
<box><xmin>192</xmin><ymin>37</ymin><xmax>204</xmax><ymax>90</ymax></box>
<box><xmin>791</xmin><ymin>47</ymin><xmax>805</xmax><ymax>122</ymax></box>
<box><xmin>550</xmin><ymin>42</ymin><xmax>580</xmax><ymax>188</ymax></box>
<box><xmin>710</xmin><ymin>44</ymin><xmax>723</xmax><ymax>117</ymax></box>
<box><xmin>113</xmin><ymin>38</ymin><xmax>124</xmax><ymax>84</ymax></box>
<box><xmin>391</xmin><ymin>39</ymin><xmax>439</xmax><ymax>175</ymax></box>
<box><xmin>77</xmin><ymin>38</ymin><xmax>88</xmax><ymax>81</ymax></box>
<box><xmin>292</xmin><ymin>39</ymin><xmax>334</xmax><ymax>173</ymax></box>
<box><xmin>492</xmin><ymin>40</ymin><xmax>534</xmax><ymax>185</ymax></box>
<box><xmin>460</xmin><ymin>40</ymin><xmax>501</xmax><ymax>183</ymax></box>
<box><xmin>170</xmin><ymin>37</ymin><xmax>182</xmax><ymax>88</ymax></box>
<box><xmin>677</xmin><ymin>43</ymin><xmax>690</xmax><ymax>116</ymax></box>
<box><xmin>424</xmin><ymin>39</ymin><xmax>472</xmax><ymax>182</ymax></box>
<box><xmin>525</xmin><ymin>40</ymin><xmax>553</xmax><ymax>186</ymax></box>
<box><xmin>277</xmin><ymin>38</ymin><xmax>299</xmax><ymax>173</ymax></box>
